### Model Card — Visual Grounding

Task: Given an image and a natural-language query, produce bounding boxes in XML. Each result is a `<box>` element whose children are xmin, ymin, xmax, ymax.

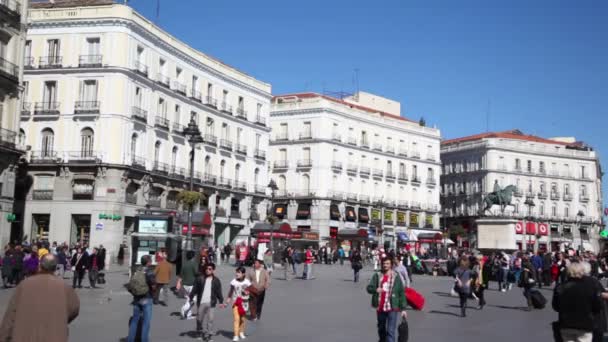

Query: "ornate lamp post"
<box><xmin>523</xmin><ymin>196</ymin><xmax>535</xmax><ymax>252</ymax></box>
<box><xmin>266</xmin><ymin>179</ymin><xmax>278</xmax><ymax>254</ymax></box>
<box><xmin>577</xmin><ymin>210</ymin><xmax>585</xmax><ymax>254</ymax></box>
<box><xmin>183</xmin><ymin>117</ymin><xmax>204</xmax><ymax>251</ymax></box>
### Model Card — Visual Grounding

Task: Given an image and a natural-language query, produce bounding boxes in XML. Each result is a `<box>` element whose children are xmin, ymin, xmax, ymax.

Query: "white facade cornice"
<box><xmin>28</xmin><ymin>18</ymin><xmax>272</xmax><ymax>100</ymax></box>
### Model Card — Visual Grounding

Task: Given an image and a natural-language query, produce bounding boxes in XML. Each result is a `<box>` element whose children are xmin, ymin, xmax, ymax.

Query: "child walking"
<box><xmin>225</xmin><ymin>266</ymin><xmax>251</xmax><ymax>341</ymax></box>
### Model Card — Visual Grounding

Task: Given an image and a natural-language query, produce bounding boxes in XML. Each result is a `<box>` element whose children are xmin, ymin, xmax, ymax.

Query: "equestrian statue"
<box><xmin>481</xmin><ymin>181</ymin><xmax>517</xmax><ymax>214</ymax></box>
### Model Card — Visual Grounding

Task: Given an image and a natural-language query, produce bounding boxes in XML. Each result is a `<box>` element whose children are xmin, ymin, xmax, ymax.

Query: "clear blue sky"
<box><xmin>128</xmin><ymin>0</ymin><xmax>608</xmax><ymax>210</ymax></box>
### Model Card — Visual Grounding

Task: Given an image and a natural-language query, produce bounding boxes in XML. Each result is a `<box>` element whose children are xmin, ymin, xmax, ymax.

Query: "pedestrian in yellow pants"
<box><xmin>233</xmin><ymin>306</ymin><xmax>246</xmax><ymax>338</ymax></box>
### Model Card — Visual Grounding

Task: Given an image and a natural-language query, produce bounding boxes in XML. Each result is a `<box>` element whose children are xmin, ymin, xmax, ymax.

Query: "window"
<box><xmin>18</xmin><ymin>129</ymin><xmax>25</xmax><ymax>146</ymax></box>
<box><xmin>191</xmin><ymin>75</ymin><xmax>198</xmax><ymax>92</ymax></box>
<box><xmin>399</xmin><ymin>163</ymin><xmax>406</xmax><ymax>175</ymax></box>
<box><xmin>234</xmin><ymin>164</ymin><xmax>240</xmax><ymax>182</ymax></box>
<box><xmin>79</xmin><ymin>80</ymin><xmax>98</xmax><ymax>102</ymax></box>
<box><xmin>564</xmin><ymin>206</ymin><xmax>570</xmax><ymax>218</ymax></box>
<box><xmin>47</xmin><ymin>39</ymin><xmax>60</xmax><ymax>57</ymax></box>
<box><xmin>386</xmin><ymin>160</ymin><xmax>392</xmax><ymax>173</ymax></box>
<box><xmin>540</xmin><ymin>182</ymin><xmax>546</xmax><ymax>193</ymax></box>
<box><xmin>134</xmin><ymin>86</ymin><xmax>143</xmax><ymax>107</ymax></box>
<box><xmin>176</xmin><ymin>67</ymin><xmax>182</xmax><ymax>81</ymax></box>
<box><xmin>254</xmin><ymin>168</ymin><xmax>259</xmax><ymax>186</ymax></box>
<box><xmin>154</xmin><ymin>141</ymin><xmax>161</xmax><ymax>164</ymax></box>
<box><xmin>159</xmin><ymin>58</ymin><xmax>166</xmax><ymax>73</ymax></box>
<box><xmin>551</xmin><ymin>183</ymin><xmax>557</xmax><ymax>194</ymax></box>
<box><xmin>43</xmin><ymin>81</ymin><xmax>57</xmax><ymax>105</ymax></box>
<box><xmin>206</xmin><ymin>118</ymin><xmax>214</xmax><ymax>135</ymax></box>
<box><xmin>278</xmin><ymin>176</ymin><xmax>287</xmax><ymax>192</ymax></box>
<box><xmin>171</xmin><ymin>146</ymin><xmax>178</xmax><ymax>168</ymax></box>
<box><xmin>279</xmin><ymin>149</ymin><xmax>287</xmax><ymax>161</ymax></box>
<box><xmin>220</xmin><ymin>160</ymin><xmax>226</xmax><ymax>178</ymax></box>
<box><xmin>130</xmin><ymin>133</ymin><xmax>137</xmax><ymax>157</ymax></box>
<box><xmin>238</xmin><ymin>96</ymin><xmax>244</xmax><ymax>110</ymax></box>
<box><xmin>564</xmin><ymin>184</ymin><xmax>570</xmax><ymax>195</ymax></box>
<box><xmin>174</xmin><ymin>104</ymin><xmax>180</xmax><ymax>123</ymax></box>
<box><xmin>539</xmin><ymin>161</ymin><xmax>545</xmax><ymax>173</ymax></box>
<box><xmin>428</xmin><ymin>168</ymin><xmax>434</xmax><ymax>180</ymax></box>
<box><xmin>204</xmin><ymin>156</ymin><xmax>211</xmax><ymax>174</ymax></box>
<box><xmin>255</xmin><ymin>134</ymin><xmax>261</xmax><ymax>150</ymax></box>
<box><xmin>136</xmin><ymin>46</ymin><xmax>144</xmax><ymax>62</ymax></box>
<box><xmin>302</xmin><ymin>174</ymin><xmax>310</xmax><ymax>192</ymax></box>
<box><xmin>158</xmin><ymin>98</ymin><xmax>166</xmax><ymax>118</ymax></box>
<box><xmin>190</xmin><ymin>111</ymin><xmax>198</xmax><ymax>124</ymax></box>
<box><xmin>25</xmin><ymin>40</ymin><xmax>31</xmax><ymax>59</ymax></box>
<box><xmin>527</xmin><ymin>160</ymin><xmax>532</xmax><ymax>172</ymax></box>
<box><xmin>80</xmin><ymin>128</ymin><xmax>94</xmax><ymax>157</ymax></box>
<box><xmin>207</xmin><ymin>83</ymin><xmax>213</xmax><ymax>98</ymax></box>
<box><xmin>86</xmin><ymin>37</ymin><xmax>100</xmax><ymax>56</ymax></box>
<box><xmin>236</xmin><ymin>128</ymin><xmax>243</xmax><ymax>146</ymax></box>
<box><xmin>41</xmin><ymin>128</ymin><xmax>54</xmax><ymax>157</ymax></box>
<box><xmin>539</xmin><ymin>202</ymin><xmax>545</xmax><ymax>216</ymax></box>
<box><xmin>361</xmin><ymin>131</ymin><xmax>368</xmax><ymax>144</ymax></box>
<box><xmin>581</xmin><ymin>165</ymin><xmax>586</xmax><ymax>179</ymax></box>
<box><xmin>35</xmin><ymin>175</ymin><xmax>54</xmax><ymax>191</ymax></box>
<box><xmin>581</xmin><ymin>185</ymin><xmax>587</xmax><ymax>196</ymax></box>
<box><xmin>303</xmin><ymin>122</ymin><xmax>311</xmax><ymax>138</ymax></box>
<box><xmin>412</xmin><ymin>165</ymin><xmax>418</xmax><ymax>179</ymax></box>
<box><xmin>223</xmin><ymin>90</ymin><xmax>229</xmax><ymax>104</ymax></box>
<box><xmin>302</xmin><ymin>147</ymin><xmax>311</xmax><ymax>161</ymax></box>
<box><xmin>256</xmin><ymin>103</ymin><xmax>262</xmax><ymax>116</ymax></box>
<box><xmin>552</xmin><ymin>205</ymin><xmax>557</xmax><ymax>216</ymax></box>
<box><xmin>515</xmin><ymin>158</ymin><xmax>521</xmax><ymax>170</ymax></box>
<box><xmin>222</xmin><ymin>123</ymin><xmax>229</xmax><ymax>140</ymax></box>
<box><xmin>527</xmin><ymin>180</ymin><xmax>533</xmax><ymax>192</ymax></box>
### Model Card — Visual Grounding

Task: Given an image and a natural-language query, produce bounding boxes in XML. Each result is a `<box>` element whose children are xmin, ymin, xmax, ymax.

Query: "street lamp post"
<box><xmin>577</xmin><ymin>210</ymin><xmax>585</xmax><ymax>254</ymax></box>
<box><xmin>183</xmin><ymin>117</ymin><xmax>204</xmax><ymax>252</ymax></box>
<box><xmin>523</xmin><ymin>197</ymin><xmax>535</xmax><ymax>253</ymax></box>
<box><xmin>267</xmin><ymin>179</ymin><xmax>278</xmax><ymax>255</ymax></box>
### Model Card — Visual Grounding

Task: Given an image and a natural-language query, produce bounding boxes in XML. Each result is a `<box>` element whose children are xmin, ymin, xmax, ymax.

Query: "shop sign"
<box><xmin>99</xmin><ymin>213</ymin><xmax>122</xmax><ymax>221</ymax></box>
<box><xmin>397</xmin><ymin>212</ymin><xmax>406</xmax><ymax>225</ymax></box>
<box><xmin>371</xmin><ymin>209</ymin><xmax>381</xmax><ymax>223</ymax></box>
<box><xmin>410</xmin><ymin>213</ymin><xmax>419</xmax><ymax>226</ymax></box>
<box><xmin>95</xmin><ymin>222</ymin><xmax>104</xmax><ymax>231</ymax></box>
<box><xmin>550</xmin><ymin>224</ymin><xmax>559</xmax><ymax>231</ymax></box>
<box><xmin>302</xmin><ymin>232</ymin><xmax>319</xmax><ymax>240</ymax></box>
<box><xmin>384</xmin><ymin>210</ymin><xmax>393</xmax><ymax>222</ymax></box>
<box><xmin>138</xmin><ymin>219</ymin><xmax>168</xmax><ymax>234</ymax></box>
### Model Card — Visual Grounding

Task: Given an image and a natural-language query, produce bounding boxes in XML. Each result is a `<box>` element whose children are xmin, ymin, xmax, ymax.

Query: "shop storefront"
<box><xmin>291</xmin><ymin>231</ymin><xmax>320</xmax><ymax>251</ymax></box>
<box><xmin>178</xmin><ymin>211</ymin><xmax>213</xmax><ymax>249</ymax></box>
<box><xmin>337</xmin><ymin>227</ymin><xmax>368</xmax><ymax>253</ymax></box>
<box><xmin>250</xmin><ymin>222</ymin><xmax>293</xmax><ymax>256</ymax></box>
<box><xmin>344</xmin><ymin>206</ymin><xmax>357</xmax><ymax>229</ymax></box>
<box><xmin>383</xmin><ymin>210</ymin><xmax>395</xmax><ymax>249</ymax></box>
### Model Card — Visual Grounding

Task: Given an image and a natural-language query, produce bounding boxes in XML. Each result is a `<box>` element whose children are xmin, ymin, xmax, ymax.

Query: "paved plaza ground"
<box><xmin>0</xmin><ymin>263</ymin><xmax>563</xmax><ymax>341</ymax></box>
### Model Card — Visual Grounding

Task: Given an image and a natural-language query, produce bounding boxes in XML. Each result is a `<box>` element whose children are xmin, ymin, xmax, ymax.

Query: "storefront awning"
<box><xmin>176</xmin><ymin>210</ymin><xmax>212</xmax><ymax>228</ymax></box>
<box><xmin>251</xmin><ymin>222</ymin><xmax>292</xmax><ymax>234</ymax></box>
<box><xmin>273</xmin><ymin>204</ymin><xmax>288</xmax><ymax>219</ymax></box>
<box><xmin>296</xmin><ymin>203</ymin><xmax>311</xmax><ymax>220</ymax></box>
<box><xmin>338</xmin><ymin>228</ymin><xmax>369</xmax><ymax>239</ymax></box>
<box><xmin>416</xmin><ymin>232</ymin><xmax>443</xmax><ymax>243</ymax></box>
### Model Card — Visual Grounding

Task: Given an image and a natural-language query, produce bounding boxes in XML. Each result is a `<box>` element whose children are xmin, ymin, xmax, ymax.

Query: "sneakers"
<box><xmin>500</xmin><ymin>289</ymin><xmax>506</xmax><ymax>292</ymax></box>
<box><xmin>239</xmin><ymin>333</ymin><xmax>246</xmax><ymax>339</ymax></box>
<box><xmin>232</xmin><ymin>337</ymin><xmax>239</xmax><ymax>342</ymax></box>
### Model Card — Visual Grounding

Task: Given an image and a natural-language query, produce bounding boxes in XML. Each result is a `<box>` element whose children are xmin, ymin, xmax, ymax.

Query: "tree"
<box><xmin>176</xmin><ymin>190</ymin><xmax>205</xmax><ymax>209</ymax></box>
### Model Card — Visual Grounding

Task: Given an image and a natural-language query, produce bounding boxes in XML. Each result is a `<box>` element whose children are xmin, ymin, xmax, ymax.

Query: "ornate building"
<box><xmin>18</xmin><ymin>0</ymin><xmax>271</xmax><ymax>259</ymax></box>
<box><xmin>269</xmin><ymin>92</ymin><xmax>442</xmax><ymax>249</ymax></box>
<box><xmin>441</xmin><ymin>130</ymin><xmax>603</xmax><ymax>252</ymax></box>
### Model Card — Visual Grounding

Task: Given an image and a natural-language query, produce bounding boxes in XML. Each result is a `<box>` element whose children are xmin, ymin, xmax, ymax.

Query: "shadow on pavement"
<box><xmin>432</xmin><ymin>291</ymin><xmax>456</xmax><ymax>298</ymax></box>
<box><xmin>428</xmin><ymin>310</ymin><xmax>461</xmax><ymax>317</ymax></box>
<box><xmin>488</xmin><ymin>304</ymin><xmax>528</xmax><ymax>311</ymax></box>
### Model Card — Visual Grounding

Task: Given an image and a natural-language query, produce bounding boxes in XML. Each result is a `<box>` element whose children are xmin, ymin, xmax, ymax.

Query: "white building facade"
<box><xmin>441</xmin><ymin>130</ymin><xmax>604</xmax><ymax>253</ymax></box>
<box><xmin>0</xmin><ymin>0</ymin><xmax>28</xmax><ymax>249</ymax></box>
<box><xmin>18</xmin><ymin>1</ymin><xmax>271</xmax><ymax>259</ymax></box>
<box><xmin>269</xmin><ymin>92</ymin><xmax>442</xmax><ymax>250</ymax></box>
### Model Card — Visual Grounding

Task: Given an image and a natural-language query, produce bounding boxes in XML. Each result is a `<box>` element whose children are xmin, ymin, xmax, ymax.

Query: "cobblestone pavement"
<box><xmin>0</xmin><ymin>263</ymin><xmax>560</xmax><ymax>342</ymax></box>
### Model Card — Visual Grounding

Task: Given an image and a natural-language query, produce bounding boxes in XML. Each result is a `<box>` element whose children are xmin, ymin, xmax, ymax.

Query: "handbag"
<box><xmin>398</xmin><ymin>319</ymin><xmax>409</xmax><ymax>342</ymax></box>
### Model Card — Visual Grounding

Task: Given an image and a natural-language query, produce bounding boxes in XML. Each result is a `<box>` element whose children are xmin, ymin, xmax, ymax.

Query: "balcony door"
<box><xmin>43</xmin><ymin>81</ymin><xmax>57</xmax><ymax>107</ymax></box>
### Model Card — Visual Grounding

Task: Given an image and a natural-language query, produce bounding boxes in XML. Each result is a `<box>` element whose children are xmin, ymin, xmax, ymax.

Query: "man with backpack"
<box><xmin>127</xmin><ymin>254</ymin><xmax>156</xmax><ymax>342</ymax></box>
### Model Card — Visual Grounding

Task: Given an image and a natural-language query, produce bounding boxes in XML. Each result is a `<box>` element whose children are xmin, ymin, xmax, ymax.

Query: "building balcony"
<box><xmin>172</xmin><ymin>122</ymin><xmax>185</xmax><ymax>135</ymax></box>
<box><xmin>526</xmin><ymin>168</ymin><xmax>535</xmax><ymax>174</ymax></box>
<box><xmin>255</xmin><ymin>185</ymin><xmax>266</xmax><ymax>194</ymax></box>
<box><xmin>33</xmin><ymin>190</ymin><xmax>53</xmax><ymax>201</ymax></box>
<box><xmin>299</xmin><ymin>132</ymin><xmax>313</xmax><ymax>140</ymax></box>
<box><xmin>360</xmin><ymin>140</ymin><xmax>370</xmax><ymax>149</ymax></box>
<box><xmin>170</xmin><ymin>166</ymin><xmax>185</xmax><ymax>179</ymax></box>
<box><xmin>427</xmin><ymin>155</ymin><xmax>437</xmax><ymax>162</ymax></box>
<box><xmin>347</xmin><ymin>137</ymin><xmax>357</xmax><ymax>146</ymax></box>
<box><xmin>219</xmin><ymin>139</ymin><xmax>233</xmax><ymax>151</ymax></box>
<box><xmin>297</xmin><ymin>159</ymin><xmax>312</xmax><ymax>168</ymax></box>
<box><xmin>39</xmin><ymin>56</ymin><xmax>63</xmax><ymax>69</ymax></box>
<box><xmin>131</xmin><ymin>156</ymin><xmax>146</xmax><ymax>169</ymax></box>
<box><xmin>426</xmin><ymin>178</ymin><xmax>437</xmax><ymax>187</ymax></box>
<box><xmin>24</xmin><ymin>57</ymin><xmax>34</xmax><ymax>69</ymax></box>
<box><xmin>274</xmin><ymin>133</ymin><xmax>289</xmax><ymax>141</ymax></box>
<box><xmin>233</xmin><ymin>181</ymin><xmax>247</xmax><ymax>191</ymax></box>
<box><xmin>397</xmin><ymin>149</ymin><xmax>408</xmax><ymax>157</ymax></box>
<box><xmin>125</xmin><ymin>192</ymin><xmax>137</xmax><ymax>204</ymax></box>
<box><xmin>66</xmin><ymin>150</ymin><xmax>100</xmax><ymax>163</ymax></box>
<box><xmin>331</xmin><ymin>133</ymin><xmax>342</xmax><ymax>142</ymax></box>
<box><xmin>372</xmin><ymin>143</ymin><xmax>383</xmax><ymax>152</ymax></box>
<box><xmin>152</xmin><ymin>161</ymin><xmax>170</xmax><ymax>174</ymax></box>
<box><xmin>550</xmin><ymin>192</ymin><xmax>560</xmax><ymax>200</ymax></box>
<box><xmin>331</xmin><ymin>161</ymin><xmax>343</xmax><ymax>171</ymax></box>
<box><xmin>360</xmin><ymin>195</ymin><xmax>371</xmax><ymax>204</ymax></box>
<box><xmin>157</xmin><ymin>73</ymin><xmax>170</xmax><ymax>87</ymax></box>
<box><xmin>190</xmin><ymin>90</ymin><xmax>202</xmax><ymax>102</ymax></box>
<box><xmin>132</xmin><ymin>106</ymin><xmax>148</xmax><ymax>123</ymax></box>
<box><xmin>359</xmin><ymin>166</ymin><xmax>370</xmax><ymax>176</ymax></box>
<box><xmin>254</xmin><ymin>149</ymin><xmax>266</xmax><ymax>160</ymax></box>
<box><xmin>347</xmin><ymin>164</ymin><xmax>358</xmax><ymax>173</ymax></box>
<box><xmin>218</xmin><ymin>177</ymin><xmax>232</xmax><ymax>189</ymax></box>
<box><xmin>386</xmin><ymin>146</ymin><xmax>395</xmax><ymax>154</ymax></box>
<box><xmin>31</xmin><ymin>151</ymin><xmax>59</xmax><ymax>164</ymax></box>
<box><xmin>255</xmin><ymin>115</ymin><xmax>266</xmax><ymax>127</ymax></box>
<box><xmin>34</xmin><ymin>102</ymin><xmax>60</xmax><ymax>116</ymax></box>
<box><xmin>411</xmin><ymin>151</ymin><xmax>421</xmax><ymax>159</ymax></box>
<box><xmin>580</xmin><ymin>194</ymin><xmax>590</xmax><ymax>202</ymax></box>
<box><xmin>154</xmin><ymin>117</ymin><xmax>170</xmax><ymax>130</ymax></box>
<box><xmin>235</xmin><ymin>144</ymin><xmax>247</xmax><ymax>155</ymax></box>
<box><xmin>411</xmin><ymin>177</ymin><xmax>421</xmax><ymax>186</ymax></box>
<box><xmin>372</xmin><ymin>169</ymin><xmax>384</xmax><ymax>177</ymax></box>
<box><xmin>525</xmin><ymin>191</ymin><xmax>535</xmax><ymax>198</ymax></box>
<box><xmin>346</xmin><ymin>193</ymin><xmax>358</xmax><ymax>201</ymax></box>
<box><xmin>21</xmin><ymin>102</ymin><xmax>31</xmax><ymax>118</ymax></box>
<box><xmin>173</xmin><ymin>81</ymin><xmax>187</xmax><ymax>96</ymax></box>
<box><xmin>166</xmin><ymin>199</ymin><xmax>178</xmax><ymax>210</ymax></box>
<box><xmin>78</xmin><ymin>54</ymin><xmax>103</xmax><ymax>68</ymax></box>
<box><xmin>203</xmin><ymin>173</ymin><xmax>217</xmax><ymax>185</ymax></box>
<box><xmin>133</xmin><ymin>61</ymin><xmax>149</xmax><ymax>76</ymax></box>
<box><xmin>74</xmin><ymin>101</ymin><xmax>100</xmax><ymax>114</ymax></box>
<box><xmin>328</xmin><ymin>191</ymin><xmax>344</xmax><ymax>200</ymax></box>
<box><xmin>273</xmin><ymin>160</ymin><xmax>288</xmax><ymax>170</ymax></box>
<box><xmin>236</xmin><ymin>107</ymin><xmax>247</xmax><ymax>120</ymax></box>
<box><xmin>397</xmin><ymin>173</ymin><xmax>408</xmax><ymax>183</ymax></box>
<box><xmin>204</xmin><ymin>134</ymin><xmax>217</xmax><ymax>146</ymax></box>
<box><xmin>0</xmin><ymin>57</ymin><xmax>18</xmax><ymax>81</ymax></box>
<box><xmin>220</xmin><ymin>102</ymin><xmax>233</xmax><ymax>114</ymax></box>
<box><xmin>538</xmin><ymin>168</ymin><xmax>547</xmax><ymax>175</ymax></box>
<box><xmin>514</xmin><ymin>166</ymin><xmax>523</xmax><ymax>173</ymax></box>
<box><xmin>0</xmin><ymin>128</ymin><xmax>16</xmax><ymax>146</ymax></box>
<box><xmin>205</xmin><ymin>96</ymin><xmax>218</xmax><ymax>108</ymax></box>
<box><xmin>386</xmin><ymin>171</ymin><xmax>396</xmax><ymax>181</ymax></box>
<box><xmin>538</xmin><ymin>191</ymin><xmax>548</xmax><ymax>199</ymax></box>
<box><xmin>0</xmin><ymin>0</ymin><xmax>21</xmax><ymax>19</ymax></box>
<box><xmin>148</xmin><ymin>198</ymin><xmax>161</xmax><ymax>208</ymax></box>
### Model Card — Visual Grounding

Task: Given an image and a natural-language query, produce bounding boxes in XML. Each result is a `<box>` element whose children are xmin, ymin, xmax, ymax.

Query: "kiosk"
<box><xmin>130</xmin><ymin>212</ymin><xmax>180</xmax><ymax>274</ymax></box>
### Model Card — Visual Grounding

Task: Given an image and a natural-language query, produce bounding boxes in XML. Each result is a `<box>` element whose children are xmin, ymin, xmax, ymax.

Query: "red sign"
<box><xmin>257</xmin><ymin>232</ymin><xmax>292</xmax><ymax>239</ymax></box>
<box><xmin>329</xmin><ymin>227</ymin><xmax>338</xmax><ymax>239</ymax></box>
<box><xmin>515</xmin><ymin>222</ymin><xmax>523</xmax><ymax>234</ymax></box>
<box><xmin>526</xmin><ymin>222</ymin><xmax>537</xmax><ymax>235</ymax></box>
<box><xmin>538</xmin><ymin>223</ymin><xmax>548</xmax><ymax>236</ymax></box>
<box><xmin>182</xmin><ymin>225</ymin><xmax>209</xmax><ymax>236</ymax></box>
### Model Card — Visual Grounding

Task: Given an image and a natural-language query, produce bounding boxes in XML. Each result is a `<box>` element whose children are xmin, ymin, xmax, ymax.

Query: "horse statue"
<box><xmin>481</xmin><ymin>185</ymin><xmax>517</xmax><ymax>214</ymax></box>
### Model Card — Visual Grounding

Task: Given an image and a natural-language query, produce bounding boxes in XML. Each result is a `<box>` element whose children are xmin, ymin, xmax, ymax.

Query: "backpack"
<box><xmin>127</xmin><ymin>269</ymin><xmax>149</xmax><ymax>297</ymax></box>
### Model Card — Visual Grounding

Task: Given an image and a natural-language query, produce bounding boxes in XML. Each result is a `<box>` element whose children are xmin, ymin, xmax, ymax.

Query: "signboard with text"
<box><xmin>410</xmin><ymin>213</ymin><xmax>419</xmax><ymax>227</ymax></box>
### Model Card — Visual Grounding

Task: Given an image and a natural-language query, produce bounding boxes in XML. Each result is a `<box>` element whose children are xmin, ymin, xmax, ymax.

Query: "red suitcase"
<box><xmin>405</xmin><ymin>287</ymin><xmax>425</xmax><ymax>311</ymax></box>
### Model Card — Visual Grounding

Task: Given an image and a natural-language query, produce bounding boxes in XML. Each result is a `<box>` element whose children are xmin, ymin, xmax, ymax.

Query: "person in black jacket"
<box><xmin>71</xmin><ymin>247</ymin><xmax>88</xmax><ymax>289</ymax></box>
<box><xmin>553</xmin><ymin>262</ymin><xmax>601</xmax><ymax>342</ymax></box>
<box><xmin>189</xmin><ymin>263</ymin><xmax>224</xmax><ymax>341</ymax></box>
<box><xmin>86</xmin><ymin>248</ymin><xmax>104</xmax><ymax>288</ymax></box>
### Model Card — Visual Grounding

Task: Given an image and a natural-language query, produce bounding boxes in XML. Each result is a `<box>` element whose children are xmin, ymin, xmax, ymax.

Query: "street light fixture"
<box><xmin>183</xmin><ymin>117</ymin><xmax>204</xmax><ymax>252</ymax></box>
<box><xmin>523</xmin><ymin>196</ymin><xmax>535</xmax><ymax>253</ymax></box>
<box><xmin>577</xmin><ymin>210</ymin><xmax>585</xmax><ymax>254</ymax></box>
<box><xmin>267</xmin><ymin>179</ymin><xmax>278</xmax><ymax>255</ymax></box>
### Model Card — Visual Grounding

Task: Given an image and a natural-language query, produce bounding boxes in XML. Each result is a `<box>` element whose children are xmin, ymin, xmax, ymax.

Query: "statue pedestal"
<box><xmin>476</xmin><ymin>218</ymin><xmax>518</xmax><ymax>251</ymax></box>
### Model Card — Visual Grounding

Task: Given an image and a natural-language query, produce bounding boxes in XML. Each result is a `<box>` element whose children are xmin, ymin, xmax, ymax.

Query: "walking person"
<box><xmin>303</xmin><ymin>246</ymin><xmax>314</xmax><ymax>280</ymax></box>
<box><xmin>178</xmin><ymin>250</ymin><xmax>199</xmax><ymax>320</ymax></box>
<box><xmin>519</xmin><ymin>256</ymin><xmax>537</xmax><ymax>311</ymax></box>
<box><xmin>531</xmin><ymin>251</ymin><xmax>544</xmax><ymax>289</ymax></box>
<box><xmin>225</xmin><ymin>266</ymin><xmax>251</xmax><ymax>342</ymax></box>
<box><xmin>189</xmin><ymin>263</ymin><xmax>225</xmax><ymax>342</ymax></box>
<box><xmin>338</xmin><ymin>246</ymin><xmax>345</xmax><ymax>266</ymax></box>
<box><xmin>87</xmin><ymin>247</ymin><xmax>102</xmax><ymax>288</ymax></box>
<box><xmin>126</xmin><ymin>254</ymin><xmax>156</xmax><ymax>342</ymax></box>
<box><xmin>154</xmin><ymin>250</ymin><xmax>172</xmax><ymax>306</ymax></box>
<box><xmin>351</xmin><ymin>248</ymin><xmax>363</xmax><ymax>283</ymax></box>
<box><xmin>543</xmin><ymin>251</ymin><xmax>553</xmax><ymax>286</ymax></box>
<box><xmin>394</xmin><ymin>255</ymin><xmax>411</xmax><ymax>289</ymax></box>
<box><xmin>454</xmin><ymin>257</ymin><xmax>472</xmax><ymax>317</ymax></box>
<box><xmin>56</xmin><ymin>246</ymin><xmax>68</xmax><ymax>279</ymax></box>
<box><xmin>472</xmin><ymin>255</ymin><xmax>486</xmax><ymax>310</ymax></box>
<box><xmin>247</xmin><ymin>259</ymin><xmax>270</xmax><ymax>321</ymax></box>
<box><xmin>2</xmin><ymin>246</ymin><xmax>14</xmax><ymax>288</ymax></box>
<box><xmin>366</xmin><ymin>257</ymin><xmax>408</xmax><ymax>342</ymax></box>
<box><xmin>71</xmin><ymin>247</ymin><xmax>87</xmax><ymax>288</ymax></box>
<box><xmin>282</xmin><ymin>246</ymin><xmax>293</xmax><ymax>281</ymax></box>
<box><xmin>0</xmin><ymin>253</ymin><xmax>80</xmax><ymax>342</ymax></box>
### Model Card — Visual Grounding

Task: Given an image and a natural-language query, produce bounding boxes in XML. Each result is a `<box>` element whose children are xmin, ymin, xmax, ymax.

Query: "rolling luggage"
<box><xmin>528</xmin><ymin>289</ymin><xmax>546</xmax><ymax>309</ymax></box>
<box><xmin>405</xmin><ymin>287</ymin><xmax>425</xmax><ymax>311</ymax></box>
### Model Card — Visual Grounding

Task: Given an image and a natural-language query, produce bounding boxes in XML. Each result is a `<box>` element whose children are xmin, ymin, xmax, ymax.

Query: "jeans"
<box><xmin>128</xmin><ymin>299</ymin><xmax>153</xmax><ymax>342</ymax></box>
<box><xmin>354</xmin><ymin>269</ymin><xmax>360</xmax><ymax>283</ymax></box>
<box><xmin>180</xmin><ymin>285</ymin><xmax>193</xmax><ymax>318</ymax></box>
<box><xmin>377</xmin><ymin>311</ymin><xmax>399</xmax><ymax>342</ymax></box>
<box><xmin>340</xmin><ymin>257</ymin><xmax>344</xmax><ymax>266</ymax></box>
<box><xmin>283</xmin><ymin>261</ymin><xmax>291</xmax><ymax>281</ymax></box>
<box><xmin>197</xmin><ymin>303</ymin><xmax>215</xmax><ymax>338</ymax></box>
<box><xmin>154</xmin><ymin>283</ymin><xmax>169</xmax><ymax>304</ymax></box>
<box><xmin>88</xmin><ymin>269</ymin><xmax>99</xmax><ymax>288</ymax></box>
<box><xmin>73</xmin><ymin>269</ymin><xmax>85</xmax><ymax>288</ymax></box>
<box><xmin>303</xmin><ymin>263</ymin><xmax>313</xmax><ymax>279</ymax></box>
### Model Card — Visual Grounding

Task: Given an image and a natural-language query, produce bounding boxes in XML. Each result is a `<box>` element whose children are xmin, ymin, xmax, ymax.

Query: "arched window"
<box><xmin>235</xmin><ymin>164</ymin><xmax>241</xmax><ymax>182</ymax></box>
<box><xmin>171</xmin><ymin>146</ymin><xmax>178</xmax><ymax>169</ymax></box>
<box><xmin>278</xmin><ymin>175</ymin><xmax>287</xmax><ymax>194</ymax></box>
<box><xmin>564</xmin><ymin>205</ymin><xmax>570</xmax><ymax>218</ymax></box>
<box><xmin>41</xmin><ymin>128</ymin><xmax>54</xmax><ymax>157</ymax></box>
<box><xmin>154</xmin><ymin>141</ymin><xmax>161</xmax><ymax>165</ymax></box>
<box><xmin>204</xmin><ymin>156</ymin><xmax>211</xmax><ymax>175</ymax></box>
<box><xmin>302</xmin><ymin>174</ymin><xmax>310</xmax><ymax>193</ymax></box>
<box><xmin>130</xmin><ymin>133</ymin><xmax>138</xmax><ymax>157</ymax></box>
<box><xmin>80</xmin><ymin>127</ymin><xmax>94</xmax><ymax>157</ymax></box>
<box><xmin>220</xmin><ymin>160</ymin><xmax>226</xmax><ymax>178</ymax></box>
<box><xmin>18</xmin><ymin>129</ymin><xmax>25</xmax><ymax>147</ymax></box>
